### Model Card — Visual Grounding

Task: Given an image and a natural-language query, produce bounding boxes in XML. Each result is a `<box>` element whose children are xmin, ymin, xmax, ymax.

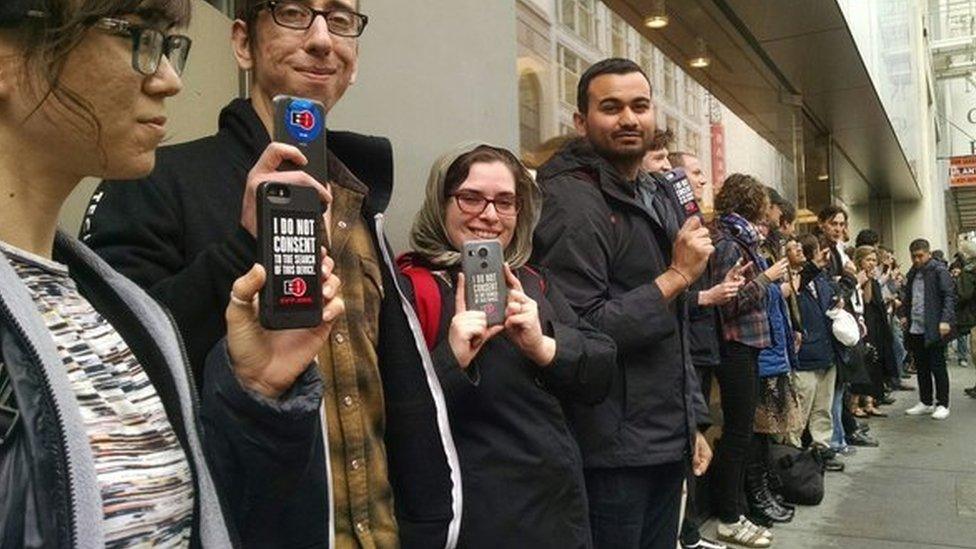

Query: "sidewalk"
<box><xmin>704</xmin><ymin>361</ymin><xmax>976</xmax><ymax>548</ymax></box>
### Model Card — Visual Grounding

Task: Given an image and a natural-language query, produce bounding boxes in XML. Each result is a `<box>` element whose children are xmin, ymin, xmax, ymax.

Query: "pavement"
<box><xmin>702</xmin><ymin>360</ymin><xmax>976</xmax><ymax>549</ymax></box>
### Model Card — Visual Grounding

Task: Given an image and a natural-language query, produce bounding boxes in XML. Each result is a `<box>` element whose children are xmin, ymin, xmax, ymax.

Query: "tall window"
<box><xmin>610</xmin><ymin>14</ymin><xmax>628</xmax><ymax>58</ymax></box>
<box><xmin>519</xmin><ymin>73</ymin><xmax>542</xmax><ymax>155</ymax></box>
<box><xmin>559</xmin><ymin>0</ymin><xmax>596</xmax><ymax>44</ymax></box>
<box><xmin>558</xmin><ymin>45</ymin><xmax>586</xmax><ymax>108</ymax></box>
<box><xmin>639</xmin><ymin>40</ymin><xmax>655</xmax><ymax>79</ymax></box>
<box><xmin>684</xmin><ymin>75</ymin><xmax>700</xmax><ymax>118</ymax></box>
<box><xmin>685</xmin><ymin>128</ymin><xmax>701</xmax><ymax>156</ymax></box>
<box><xmin>663</xmin><ymin>59</ymin><xmax>676</xmax><ymax>103</ymax></box>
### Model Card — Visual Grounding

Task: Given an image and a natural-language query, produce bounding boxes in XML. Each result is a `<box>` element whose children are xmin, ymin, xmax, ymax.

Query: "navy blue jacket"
<box><xmin>902</xmin><ymin>259</ymin><xmax>956</xmax><ymax>347</ymax></box>
<box><xmin>797</xmin><ymin>264</ymin><xmax>842</xmax><ymax>371</ymax></box>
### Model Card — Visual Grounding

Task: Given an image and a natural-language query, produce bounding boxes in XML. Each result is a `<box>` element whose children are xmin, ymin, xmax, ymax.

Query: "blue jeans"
<box><xmin>830</xmin><ymin>383</ymin><xmax>849</xmax><ymax>451</ymax></box>
<box><xmin>955</xmin><ymin>334</ymin><xmax>970</xmax><ymax>364</ymax></box>
<box><xmin>891</xmin><ymin>319</ymin><xmax>907</xmax><ymax>374</ymax></box>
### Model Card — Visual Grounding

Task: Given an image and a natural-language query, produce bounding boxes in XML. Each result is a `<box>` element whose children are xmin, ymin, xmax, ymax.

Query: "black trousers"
<box><xmin>907</xmin><ymin>334</ymin><xmax>949</xmax><ymax>406</ymax></box>
<box><xmin>713</xmin><ymin>342</ymin><xmax>760</xmax><ymax>523</ymax></box>
<box><xmin>586</xmin><ymin>461</ymin><xmax>684</xmax><ymax>549</ymax></box>
<box><xmin>679</xmin><ymin>364</ymin><xmax>715</xmax><ymax>544</ymax></box>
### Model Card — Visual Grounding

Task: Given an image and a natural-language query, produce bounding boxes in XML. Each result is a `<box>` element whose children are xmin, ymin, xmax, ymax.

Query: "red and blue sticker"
<box><xmin>283</xmin><ymin>98</ymin><xmax>323</xmax><ymax>144</ymax></box>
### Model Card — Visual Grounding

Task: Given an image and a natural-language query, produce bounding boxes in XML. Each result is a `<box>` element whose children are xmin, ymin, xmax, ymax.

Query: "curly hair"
<box><xmin>714</xmin><ymin>173</ymin><xmax>769</xmax><ymax>223</ymax></box>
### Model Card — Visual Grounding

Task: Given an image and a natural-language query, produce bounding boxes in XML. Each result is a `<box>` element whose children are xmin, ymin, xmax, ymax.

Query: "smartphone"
<box><xmin>662</xmin><ymin>167</ymin><xmax>701</xmax><ymax>219</ymax></box>
<box><xmin>462</xmin><ymin>240</ymin><xmax>507</xmax><ymax>326</ymax></box>
<box><xmin>257</xmin><ymin>181</ymin><xmax>323</xmax><ymax>330</ymax></box>
<box><xmin>273</xmin><ymin>95</ymin><xmax>328</xmax><ymax>184</ymax></box>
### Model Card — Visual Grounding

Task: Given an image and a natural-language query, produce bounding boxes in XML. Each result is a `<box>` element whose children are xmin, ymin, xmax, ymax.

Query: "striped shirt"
<box><xmin>2</xmin><ymin>241</ymin><xmax>194</xmax><ymax>548</ymax></box>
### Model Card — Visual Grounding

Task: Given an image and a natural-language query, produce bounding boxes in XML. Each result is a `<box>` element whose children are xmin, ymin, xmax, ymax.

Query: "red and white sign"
<box><xmin>950</xmin><ymin>155</ymin><xmax>976</xmax><ymax>187</ymax></box>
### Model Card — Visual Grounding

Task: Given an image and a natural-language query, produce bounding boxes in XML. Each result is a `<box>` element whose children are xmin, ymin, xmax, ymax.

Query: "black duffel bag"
<box><xmin>769</xmin><ymin>443</ymin><xmax>825</xmax><ymax>505</ymax></box>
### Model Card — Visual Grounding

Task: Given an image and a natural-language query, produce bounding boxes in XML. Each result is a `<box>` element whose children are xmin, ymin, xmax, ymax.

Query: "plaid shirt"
<box><xmin>712</xmin><ymin>229</ymin><xmax>772</xmax><ymax>349</ymax></box>
<box><xmin>318</xmin><ymin>156</ymin><xmax>398</xmax><ymax>549</ymax></box>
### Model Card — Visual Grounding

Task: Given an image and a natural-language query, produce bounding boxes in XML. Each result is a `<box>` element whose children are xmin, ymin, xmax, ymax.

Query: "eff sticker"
<box><xmin>283</xmin><ymin>98</ymin><xmax>323</xmax><ymax>144</ymax></box>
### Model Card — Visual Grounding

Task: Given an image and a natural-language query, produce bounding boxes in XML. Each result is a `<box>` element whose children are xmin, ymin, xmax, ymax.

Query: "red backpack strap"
<box><xmin>396</xmin><ymin>254</ymin><xmax>442</xmax><ymax>351</ymax></box>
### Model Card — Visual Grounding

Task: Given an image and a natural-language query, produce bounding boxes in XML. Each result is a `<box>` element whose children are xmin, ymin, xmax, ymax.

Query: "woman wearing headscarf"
<box><xmin>398</xmin><ymin>143</ymin><xmax>615</xmax><ymax>548</ymax></box>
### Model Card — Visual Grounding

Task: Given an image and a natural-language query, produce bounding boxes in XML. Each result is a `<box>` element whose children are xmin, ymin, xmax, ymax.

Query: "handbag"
<box><xmin>768</xmin><ymin>443</ymin><xmax>825</xmax><ymax>505</ymax></box>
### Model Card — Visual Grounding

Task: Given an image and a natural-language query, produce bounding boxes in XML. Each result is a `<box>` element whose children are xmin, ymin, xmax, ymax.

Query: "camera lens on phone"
<box><xmin>478</xmin><ymin>247</ymin><xmax>488</xmax><ymax>258</ymax></box>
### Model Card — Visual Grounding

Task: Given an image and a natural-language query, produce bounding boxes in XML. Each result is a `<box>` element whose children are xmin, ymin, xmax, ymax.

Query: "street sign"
<box><xmin>950</xmin><ymin>155</ymin><xmax>976</xmax><ymax>187</ymax></box>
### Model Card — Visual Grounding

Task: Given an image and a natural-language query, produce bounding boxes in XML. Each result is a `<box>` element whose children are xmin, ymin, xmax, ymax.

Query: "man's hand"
<box><xmin>226</xmin><ymin>249</ymin><xmax>344</xmax><ymax>399</ymax></box>
<box><xmin>763</xmin><ymin>257</ymin><xmax>790</xmax><ymax>282</ymax></box>
<box><xmin>670</xmin><ymin>216</ymin><xmax>714</xmax><ymax>283</ymax></box>
<box><xmin>693</xmin><ymin>431</ymin><xmax>713</xmax><ymax>476</ymax></box>
<box><xmin>240</xmin><ymin>143</ymin><xmax>332</xmax><ymax>237</ymax></box>
<box><xmin>940</xmin><ymin>322</ymin><xmax>951</xmax><ymax>338</ymax></box>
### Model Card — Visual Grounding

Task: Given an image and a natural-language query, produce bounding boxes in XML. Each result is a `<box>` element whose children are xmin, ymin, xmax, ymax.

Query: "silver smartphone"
<box><xmin>462</xmin><ymin>240</ymin><xmax>507</xmax><ymax>326</ymax></box>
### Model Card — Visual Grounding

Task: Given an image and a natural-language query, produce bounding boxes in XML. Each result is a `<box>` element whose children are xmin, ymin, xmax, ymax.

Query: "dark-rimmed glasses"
<box><xmin>452</xmin><ymin>191</ymin><xmax>519</xmax><ymax>217</ymax></box>
<box><xmin>259</xmin><ymin>1</ymin><xmax>368</xmax><ymax>37</ymax></box>
<box><xmin>93</xmin><ymin>18</ymin><xmax>192</xmax><ymax>76</ymax></box>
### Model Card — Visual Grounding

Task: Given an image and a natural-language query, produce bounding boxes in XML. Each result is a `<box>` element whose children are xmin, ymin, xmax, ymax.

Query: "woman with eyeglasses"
<box><xmin>398</xmin><ymin>144</ymin><xmax>615</xmax><ymax>548</ymax></box>
<box><xmin>0</xmin><ymin>1</ymin><xmax>340</xmax><ymax>546</ymax></box>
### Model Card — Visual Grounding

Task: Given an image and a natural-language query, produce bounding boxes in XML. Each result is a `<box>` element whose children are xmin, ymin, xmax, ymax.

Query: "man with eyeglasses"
<box><xmin>82</xmin><ymin>2</ymin><xmax>461</xmax><ymax>548</ymax></box>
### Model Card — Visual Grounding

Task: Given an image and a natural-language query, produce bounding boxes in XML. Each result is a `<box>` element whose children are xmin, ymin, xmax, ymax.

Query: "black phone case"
<box><xmin>663</xmin><ymin>167</ymin><xmax>701</xmax><ymax>219</ymax></box>
<box><xmin>462</xmin><ymin>240</ymin><xmax>507</xmax><ymax>326</ymax></box>
<box><xmin>257</xmin><ymin>182</ymin><xmax>323</xmax><ymax>330</ymax></box>
<box><xmin>273</xmin><ymin>95</ymin><xmax>328</xmax><ymax>184</ymax></box>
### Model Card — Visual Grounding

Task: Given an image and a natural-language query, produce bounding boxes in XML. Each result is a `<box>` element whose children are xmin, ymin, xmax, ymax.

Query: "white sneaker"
<box><xmin>931</xmin><ymin>406</ymin><xmax>950</xmax><ymax>420</ymax></box>
<box><xmin>905</xmin><ymin>402</ymin><xmax>936</xmax><ymax>415</ymax></box>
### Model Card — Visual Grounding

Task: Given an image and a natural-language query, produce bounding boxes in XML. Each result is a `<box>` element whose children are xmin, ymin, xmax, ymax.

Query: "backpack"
<box><xmin>768</xmin><ymin>443</ymin><xmax>826</xmax><ymax>505</ymax></box>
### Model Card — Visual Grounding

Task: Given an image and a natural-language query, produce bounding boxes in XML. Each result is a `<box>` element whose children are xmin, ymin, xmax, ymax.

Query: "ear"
<box><xmin>231</xmin><ymin>19</ymin><xmax>254</xmax><ymax>71</ymax></box>
<box><xmin>573</xmin><ymin>112</ymin><xmax>586</xmax><ymax>137</ymax></box>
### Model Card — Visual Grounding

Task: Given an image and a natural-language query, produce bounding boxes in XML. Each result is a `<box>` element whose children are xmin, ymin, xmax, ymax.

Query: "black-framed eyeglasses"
<box><xmin>93</xmin><ymin>18</ymin><xmax>192</xmax><ymax>76</ymax></box>
<box><xmin>259</xmin><ymin>1</ymin><xmax>368</xmax><ymax>37</ymax></box>
<box><xmin>452</xmin><ymin>191</ymin><xmax>520</xmax><ymax>217</ymax></box>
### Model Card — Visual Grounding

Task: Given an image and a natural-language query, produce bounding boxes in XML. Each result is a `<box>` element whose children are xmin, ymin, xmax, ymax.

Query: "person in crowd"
<box><xmin>532</xmin><ymin>58</ymin><xmax>714</xmax><ymax>549</ymax></box>
<box><xmin>849</xmin><ymin>246</ymin><xmax>897</xmax><ymax>417</ymax></box>
<box><xmin>855</xmin><ymin>229</ymin><xmax>880</xmax><ymax>248</ymax></box>
<box><xmin>879</xmin><ymin>246</ymin><xmax>913</xmax><ymax>383</ymax></box>
<box><xmin>398</xmin><ymin>143</ymin><xmax>616</xmax><ymax>547</ymax></box>
<box><xmin>80</xmin><ymin>1</ymin><xmax>462</xmax><ymax>546</ymax></box>
<box><xmin>817</xmin><ymin>205</ymin><xmax>855</xmax><ymax>283</ymax></box>
<box><xmin>709</xmin><ymin>173</ymin><xmax>790</xmax><ymax>548</ymax></box>
<box><xmin>642</xmin><ymin>128</ymin><xmax>673</xmax><ymax>174</ymax></box>
<box><xmin>672</xmin><ymin>150</ymin><xmax>742</xmax><ymax>549</ymax></box>
<box><xmin>902</xmin><ymin>239</ymin><xmax>956</xmax><ymax>420</ymax></box>
<box><xmin>788</xmin><ymin>235</ymin><xmax>846</xmax><ymax>471</ymax></box>
<box><xmin>0</xmin><ymin>1</ymin><xmax>344</xmax><ymax>545</ymax></box>
<box><xmin>956</xmin><ymin>240</ymin><xmax>976</xmax><ymax>397</ymax></box>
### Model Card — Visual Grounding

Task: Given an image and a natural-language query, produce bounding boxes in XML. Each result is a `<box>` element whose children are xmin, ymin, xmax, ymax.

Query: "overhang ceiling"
<box><xmin>605</xmin><ymin>0</ymin><xmax>922</xmax><ymax>202</ymax></box>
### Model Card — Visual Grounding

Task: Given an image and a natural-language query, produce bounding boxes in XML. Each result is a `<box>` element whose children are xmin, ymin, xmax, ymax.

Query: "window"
<box><xmin>663</xmin><ymin>59</ymin><xmax>676</xmax><ymax>103</ymax></box>
<box><xmin>639</xmin><ymin>40</ymin><xmax>655</xmax><ymax>79</ymax></box>
<box><xmin>610</xmin><ymin>14</ymin><xmax>628</xmax><ymax>58</ymax></box>
<box><xmin>559</xmin><ymin>0</ymin><xmax>596</xmax><ymax>44</ymax></box>
<box><xmin>684</xmin><ymin>75</ymin><xmax>700</xmax><ymax>118</ymax></box>
<box><xmin>685</xmin><ymin>128</ymin><xmax>701</xmax><ymax>156</ymax></box>
<box><xmin>519</xmin><ymin>73</ymin><xmax>542</xmax><ymax>156</ymax></box>
<box><xmin>558</xmin><ymin>45</ymin><xmax>586</xmax><ymax>108</ymax></box>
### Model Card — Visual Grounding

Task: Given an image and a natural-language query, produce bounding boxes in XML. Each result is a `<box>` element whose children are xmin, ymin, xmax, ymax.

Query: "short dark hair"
<box><xmin>576</xmin><ymin>57</ymin><xmax>651</xmax><ymax>114</ymax></box>
<box><xmin>649</xmin><ymin>129</ymin><xmax>673</xmax><ymax>153</ymax></box>
<box><xmin>909</xmin><ymin>239</ymin><xmax>930</xmax><ymax>253</ymax></box>
<box><xmin>779</xmin><ymin>200</ymin><xmax>796</xmax><ymax>225</ymax></box>
<box><xmin>799</xmin><ymin>233</ymin><xmax>820</xmax><ymax>260</ymax></box>
<box><xmin>667</xmin><ymin>151</ymin><xmax>695</xmax><ymax>168</ymax></box>
<box><xmin>715</xmin><ymin>173</ymin><xmax>768</xmax><ymax>223</ymax></box>
<box><xmin>817</xmin><ymin>204</ymin><xmax>848</xmax><ymax>224</ymax></box>
<box><xmin>855</xmin><ymin>229</ymin><xmax>880</xmax><ymax>247</ymax></box>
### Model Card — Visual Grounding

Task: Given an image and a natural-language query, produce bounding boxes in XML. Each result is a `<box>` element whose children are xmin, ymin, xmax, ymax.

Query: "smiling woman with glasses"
<box><xmin>399</xmin><ymin>143</ymin><xmax>616</xmax><ymax>548</ymax></box>
<box><xmin>0</xmin><ymin>1</ymin><xmax>340</xmax><ymax>547</ymax></box>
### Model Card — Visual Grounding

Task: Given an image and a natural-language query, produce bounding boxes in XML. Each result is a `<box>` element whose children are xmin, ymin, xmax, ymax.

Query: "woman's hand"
<box><xmin>226</xmin><ymin>249</ymin><xmax>344</xmax><ymax>399</ymax></box>
<box><xmin>448</xmin><ymin>273</ymin><xmax>504</xmax><ymax>369</ymax></box>
<box><xmin>763</xmin><ymin>257</ymin><xmax>790</xmax><ymax>282</ymax></box>
<box><xmin>240</xmin><ymin>143</ymin><xmax>332</xmax><ymax>237</ymax></box>
<box><xmin>503</xmin><ymin>264</ymin><xmax>557</xmax><ymax>366</ymax></box>
<box><xmin>700</xmin><ymin>260</ymin><xmax>750</xmax><ymax>306</ymax></box>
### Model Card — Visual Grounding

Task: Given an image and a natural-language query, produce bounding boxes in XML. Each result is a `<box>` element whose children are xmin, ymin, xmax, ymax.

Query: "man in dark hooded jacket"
<box><xmin>532</xmin><ymin>57</ymin><xmax>714</xmax><ymax>549</ymax></box>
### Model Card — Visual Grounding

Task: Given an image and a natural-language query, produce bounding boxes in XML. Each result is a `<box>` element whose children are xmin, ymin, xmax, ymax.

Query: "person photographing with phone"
<box><xmin>398</xmin><ymin>143</ymin><xmax>616</xmax><ymax>548</ymax></box>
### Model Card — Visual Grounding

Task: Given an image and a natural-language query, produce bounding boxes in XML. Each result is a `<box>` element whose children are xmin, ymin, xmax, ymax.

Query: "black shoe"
<box><xmin>681</xmin><ymin>536</ymin><xmax>728</xmax><ymax>549</ymax></box>
<box><xmin>856</xmin><ymin>422</ymin><xmax>871</xmax><ymax>434</ymax></box>
<box><xmin>824</xmin><ymin>457</ymin><xmax>845</xmax><ymax>472</ymax></box>
<box><xmin>878</xmin><ymin>394</ymin><xmax>897</xmax><ymax>405</ymax></box>
<box><xmin>746</xmin><ymin>464</ymin><xmax>794</xmax><ymax>524</ymax></box>
<box><xmin>846</xmin><ymin>431</ymin><xmax>879</xmax><ymax>447</ymax></box>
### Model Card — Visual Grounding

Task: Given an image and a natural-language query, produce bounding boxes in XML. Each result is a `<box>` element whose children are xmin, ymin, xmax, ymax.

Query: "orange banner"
<box><xmin>950</xmin><ymin>155</ymin><xmax>976</xmax><ymax>187</ymax></box>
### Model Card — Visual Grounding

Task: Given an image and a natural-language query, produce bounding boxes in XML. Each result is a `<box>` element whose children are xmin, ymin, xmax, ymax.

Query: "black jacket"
<box><xmin>531</xmin><ymin>140</ymin><xmax>708</xmax><ymax>469</ymax></box>
<box><xmin>687</xmin><ymin>262</ymin><xmax>721</xmax><ymax>368</ymax></box>
<box><xmin>400</xmin><ymin>262</ymin><xmax>615</xmax><ymax>548</ymax></box>
<box><xmin>902</xmin><ymin>259</ymin><xmax>956</xmax><ymax>347</ymax></box>
<box><xmin>0</xmin><ymin>232</ymin><xmax>324</xmax><ymax>548</ymax></box>
<box><xmin>81</xmin><ymin>99</ymin><xmax>465</xmax><ymax>548</ymax></box>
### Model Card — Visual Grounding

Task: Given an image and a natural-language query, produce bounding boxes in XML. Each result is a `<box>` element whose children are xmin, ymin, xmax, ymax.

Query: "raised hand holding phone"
<box><xmin>502</xmin><ymin>264</ymin><xmax>556</xmax><ymax>367</ymax></box>
<box><xmin>449</xmin><ymin>273</ymin><xmax>504</xmax><ymax>369</ymax></box>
